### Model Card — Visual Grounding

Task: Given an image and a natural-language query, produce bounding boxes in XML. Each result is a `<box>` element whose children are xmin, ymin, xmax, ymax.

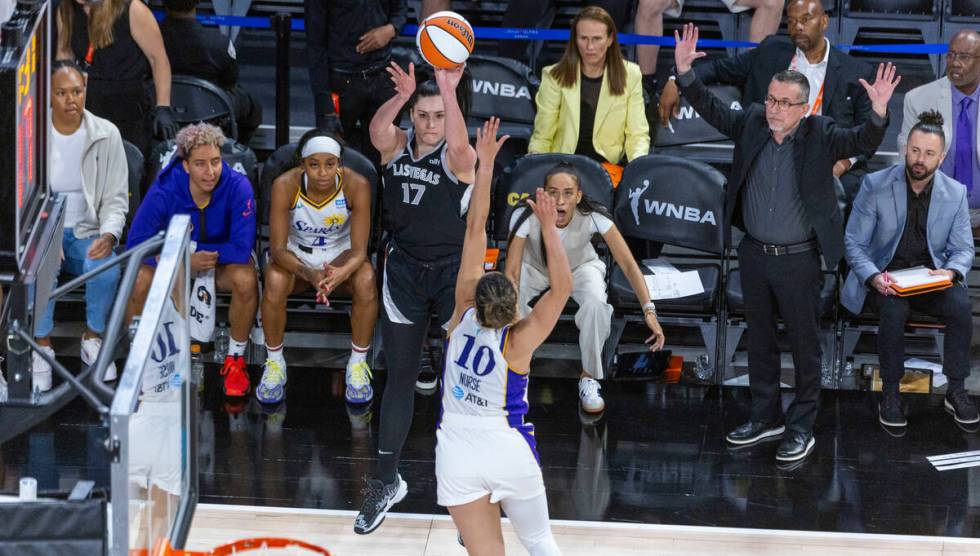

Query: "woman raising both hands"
<box><xmin>438</xmin><ymin>117</ymin><xmax>566</xmax><ymax>556</ymax></box>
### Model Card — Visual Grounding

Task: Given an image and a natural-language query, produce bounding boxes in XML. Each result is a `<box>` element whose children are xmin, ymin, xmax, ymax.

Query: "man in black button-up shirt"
<box><xmin>675</xmin><ymin>24</ymin><xmax>896</xmax><ymax>463</ymax></box>
<box><xmin>305</xmin><ymin>0</ymin><xmax>407</xmax><ymax>162</ymax></box>
<box><xmin>742</xmin><ymin>124</ymin><xmax>813</xmax><ymax>246</ymax></box>
<box><xmin>885</xmin><ymin>178</ymin><xmax>935</xmax><ymax>272</ymax></box>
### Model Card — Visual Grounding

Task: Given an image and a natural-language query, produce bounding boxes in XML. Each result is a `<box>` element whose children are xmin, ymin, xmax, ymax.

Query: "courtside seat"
<box><xmin>610</xmin><ymin>265</ymin><xmax>719</xmax><ymax>313</ymax></box>
<box><xmin>255</xmin><ymin>143</ymin><xmax>379</xmax><ymax>316</ymax></box>
<box><xmin>171</xmin><ymin>74</ymin><xmax>238</xmax><ymax>141</ymax></box>
<box><xmin>726</xmin><ymin>269</ymin><xmax>838</xmax><ymax>319</ymax></box>
<box><xmin>257</xmin><ymin>142</ymin><xmax>379</xmax><ymax>254</ymax></box>
<box><xmin>122</xmin><ymin>140</ymin><xmax>145</xmax><ymax>237</ymax></box>
<box><xmin>496</xmin><ymin>153</ymin><xmax>619</xmax><ymax>376</ymax></box>
<box><xmin>836</xmin><ymin>305</ymin><xmax>946</xmax><ymax>390</ymax></box>
<box><xmin>610</xmin><ymin>154</ymin><xmax>727</xmax><ymax>378</ymax></box>
<box><xmin>720</xmin><ymin>222</ymin><xmax>840</xmax><ymax>383</ymax></box>
<box><xmin>146</xmin><ymin>138</ymin><xmax>258</xmax><ymax>198</ymax></box>
<box><xmin>840</xmin><ymin>0</ymin><xmax>942</xmax><ymax>77</ymax></box>
<box><xmin>465</xmin><ymin>54</ymin><xmax>539</xmax><ymax>140</ymax></box>
<box><xmin>494</xmin><ymin>153</ymin><xmax>613</xmax><ymax>243</ymax></box>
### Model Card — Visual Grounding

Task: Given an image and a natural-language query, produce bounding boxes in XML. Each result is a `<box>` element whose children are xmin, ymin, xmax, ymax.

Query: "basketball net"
<box><xmin>131</xmin><ymin>537</ymin><xmax>332</xmax><ymax>555</ymax></box>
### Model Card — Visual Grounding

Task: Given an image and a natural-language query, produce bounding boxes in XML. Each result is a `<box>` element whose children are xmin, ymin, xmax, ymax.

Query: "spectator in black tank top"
<box><xmin>160</xmin><ymin>0</ymin><xmax>263</xmax><ymax>144</ymax></box>
<box><xmin>56</xmin><ymin>0</ymin><xmax>179</xmax><ymax>155</ymax></box>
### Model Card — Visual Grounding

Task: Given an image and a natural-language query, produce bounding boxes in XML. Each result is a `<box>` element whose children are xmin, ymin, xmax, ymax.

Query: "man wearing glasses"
<box><xmin>900</xmin><ymin>30</ymin><xmax>980</xmax><ymax>233</ymax></box>
<box><xmin>673</xmin><ymin>23</ymin><xmax>897</xmax><ymax>463</ymax></box>
<box><xmin>659</xmin><ymin>0</ymin><xmax>876</xmax><ymax>203</ymax></box>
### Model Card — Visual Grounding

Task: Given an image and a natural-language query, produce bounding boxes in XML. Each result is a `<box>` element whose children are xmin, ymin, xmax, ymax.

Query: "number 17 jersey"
<box><xmin>442</xmin><ymin>307</ymin><xmax>529</xmax><ymax>426</ymax></box>
<box><xmin>381</xmin><ymin>128</ymin><xmax>473</xmax><ymax>262</ymax></box>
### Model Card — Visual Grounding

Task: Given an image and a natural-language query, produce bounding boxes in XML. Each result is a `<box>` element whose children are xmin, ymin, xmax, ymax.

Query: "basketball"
<box><xmin>416</xmin><ymin>11</ymin><xmax>475</xmax><ymax>69</ymax></box>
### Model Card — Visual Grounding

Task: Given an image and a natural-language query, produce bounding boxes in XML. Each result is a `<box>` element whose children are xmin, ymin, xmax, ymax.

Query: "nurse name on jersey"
<box><xmin>390</xmin><ymin>162</ymin><xmax>442</xmax><ymax>186</ymax></box>
<box><xmin>453</xmin><ymin>371</ymin><xmax>490</xmax><ymax>407</ymax></box>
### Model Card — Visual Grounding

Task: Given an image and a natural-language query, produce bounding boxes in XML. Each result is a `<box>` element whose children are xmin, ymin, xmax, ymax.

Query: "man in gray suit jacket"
<box><xmin>899</xmin><ymin>30</ymin><xmax>980</xmax><ymax>229</ymax></box>
<box><xmin>843</xmin><ymin>111</ymin><xmax>977</xmax><ymax>429</ymax></box>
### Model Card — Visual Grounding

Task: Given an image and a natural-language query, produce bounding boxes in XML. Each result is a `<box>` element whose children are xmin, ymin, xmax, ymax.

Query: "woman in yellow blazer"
<box><xmin>529</xmin><ymin>6</ymin><xmax>650</xmax><ymax>167</ymax></box>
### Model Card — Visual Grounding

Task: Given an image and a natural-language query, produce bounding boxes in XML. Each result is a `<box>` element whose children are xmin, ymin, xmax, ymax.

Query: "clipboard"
<box><xmin>886</xmin><ymin>266</ymin><xmax>953</xmax><ymax>297</ymax></box>
<box><xmin>892</xmin><ymin>281</ymin><xmax>953</xmax><ymax>296</ymax></box>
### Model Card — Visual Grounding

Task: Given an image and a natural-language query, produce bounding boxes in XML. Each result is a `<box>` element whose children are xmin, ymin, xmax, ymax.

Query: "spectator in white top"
<box><xmin>505</xmin><ymin>162</ymin><xmax>664</xmax><ymax>416</ymax></box>
<box><xmin>33</xmin><ymin>60</ymin><xmax>130</xmax><ymax>392</ymax></box>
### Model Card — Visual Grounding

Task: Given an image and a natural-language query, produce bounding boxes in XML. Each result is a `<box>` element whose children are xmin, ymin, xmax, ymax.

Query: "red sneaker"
<box><xmin>220</xmin><ymin>355</ymin><xmax>250</xmax><ymax>397</ymax></box>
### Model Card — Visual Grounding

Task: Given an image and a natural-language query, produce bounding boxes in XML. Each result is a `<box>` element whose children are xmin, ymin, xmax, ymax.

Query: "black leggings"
<box><xmin>376</xmin><ymin>248</ymin><xmax>459</xmax><ymax>483</ymax></box>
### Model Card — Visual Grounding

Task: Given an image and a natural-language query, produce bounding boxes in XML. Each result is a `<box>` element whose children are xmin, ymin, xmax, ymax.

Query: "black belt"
<box><xmin>746</xmin><ymin>237</ymin><xmax>819</xmax><ymax>256</ymax></box>
<box><xmin>332</xmin><ymin>61</ymin><xmax>389</xmax><ymax>80</ymax></box>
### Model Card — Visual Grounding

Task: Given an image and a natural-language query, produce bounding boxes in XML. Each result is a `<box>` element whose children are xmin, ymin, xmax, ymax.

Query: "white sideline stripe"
<box><xmin>934</xmin><ymin>461</ymin><xmax>980</xmax><ymax>471</ymax></box>
<box><xmin>927</xmin><ymin>449</ymin><xmax>980</xmax><ymax>462</ymax></box>
<box><xmin>928</xmin><ymin>455</ymin><xmax>980</xmax><ymax>466</ymax></box>
<box><xmin>196</xmin><ymin>503</ymin><xmax>980</xmax><ymax>546</ymax></box>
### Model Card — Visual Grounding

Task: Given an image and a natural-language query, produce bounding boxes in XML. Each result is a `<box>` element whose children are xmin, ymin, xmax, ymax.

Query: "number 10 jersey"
<box><xmin>441</xmin><ymin>307</ymin><xmax>530</xmax><ymax>425</ymax></box>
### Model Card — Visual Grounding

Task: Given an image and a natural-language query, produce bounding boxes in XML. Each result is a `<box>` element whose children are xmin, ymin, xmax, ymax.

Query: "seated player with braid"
<box><xmin>258</xmin><ymin>130</ymin><xmax>378</xmax><ymax>405</ymax></box>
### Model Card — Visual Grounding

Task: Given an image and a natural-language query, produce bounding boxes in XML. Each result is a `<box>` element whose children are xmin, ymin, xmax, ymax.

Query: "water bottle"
<box><xmin>191</xmin><ymin>343</ymin><xmax>205</xmax><ymax>393</ymax></box>
<box><xmin>213</xmin><ymin>323</ymin><xmax>229</xmax><ymax>363</ymax></box>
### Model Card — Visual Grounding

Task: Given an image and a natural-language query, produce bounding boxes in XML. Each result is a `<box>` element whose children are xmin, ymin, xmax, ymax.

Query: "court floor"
<box><xmin>186</xmin><ymin>503</ymin><xmax>980</xmax><ymax>555</ymax></box>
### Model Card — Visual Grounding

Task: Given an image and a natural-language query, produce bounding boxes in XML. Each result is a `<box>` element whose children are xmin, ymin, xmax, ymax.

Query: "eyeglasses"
<box><xmin>765</xmin><ymin>96</ymin><xmax>807</xmax><ymax>111</ymax></box>
<box><xmin>946</xmin><ymin>51</ymin><xmax>979</xmax><ymax>64</ymax></box>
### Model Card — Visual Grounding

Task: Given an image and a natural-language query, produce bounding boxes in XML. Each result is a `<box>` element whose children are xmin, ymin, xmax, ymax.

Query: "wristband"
<box><xmin>642</xmin><ymin>301</ymin><xmax>657</xmax><ymax>315</ymax></box>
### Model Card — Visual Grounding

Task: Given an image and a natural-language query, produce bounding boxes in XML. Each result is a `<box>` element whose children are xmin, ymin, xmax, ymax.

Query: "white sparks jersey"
<box><xmin>288</xmin><ymin>170</ymin><xmax>352</xmax><ymax>253</ymax></box>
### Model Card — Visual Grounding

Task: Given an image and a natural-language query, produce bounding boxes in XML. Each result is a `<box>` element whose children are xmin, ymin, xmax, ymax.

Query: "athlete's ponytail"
<box><xmin>475</xmin><ymin>272</ymin><xmax>517</xmax><ymax>329</ymax></box>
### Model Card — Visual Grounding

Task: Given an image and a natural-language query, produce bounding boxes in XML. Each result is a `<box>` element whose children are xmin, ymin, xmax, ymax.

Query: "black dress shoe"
<box><xmin>945</xmin><ymin>389</ymin><xmax>980</xmax><ymax>425</ymax></box>
<box><xmin>878</xmin><ymin>391</ymin><xmax>907</xmax><ymax>427</ymax></box>
<box><xmin>775</xmin><ymin>430</ymin><xmax>815</xmax><ymax>462</ymax></box>
<box><xmin>726</xmin><ymin>421</ymin><xmax>785</xmax><ymax>445</ymax></box>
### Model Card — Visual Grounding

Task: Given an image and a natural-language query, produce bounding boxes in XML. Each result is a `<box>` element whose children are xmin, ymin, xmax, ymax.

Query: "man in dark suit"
<box><xmin>660</xmin><ymin>0</ymin><xmax>876</xmax><ymax>203</ymax></box>
<box><xmin>673</xmin><ymin>23</ymin><xmax>898</xmax><ymax>462</ymax></box>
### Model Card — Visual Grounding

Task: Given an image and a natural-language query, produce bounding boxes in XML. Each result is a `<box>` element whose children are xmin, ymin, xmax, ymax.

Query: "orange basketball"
<box><xmin>416</xmin><ymin>11</ymin><xmax>475</xmax><ymax>69</ymax></box>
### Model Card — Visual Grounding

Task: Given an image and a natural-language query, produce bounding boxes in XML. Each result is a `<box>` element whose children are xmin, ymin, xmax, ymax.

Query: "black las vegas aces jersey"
<box><xmin>382</xmin><ymin>129</ymin><xmax>473</xmax><ymax>261</ymax></box>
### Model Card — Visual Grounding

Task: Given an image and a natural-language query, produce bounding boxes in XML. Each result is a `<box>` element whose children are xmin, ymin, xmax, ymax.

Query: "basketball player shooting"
<box><xmin>436</xmin><ymin>117</ymin><xmax>568</xmax><ymax>555</ymax></box>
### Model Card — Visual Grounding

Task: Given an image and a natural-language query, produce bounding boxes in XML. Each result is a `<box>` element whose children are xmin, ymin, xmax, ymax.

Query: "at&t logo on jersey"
<box><xmin>452</xmin><ymin>385</ymin><xmax>465</xmax><ymax>399</ymax></box>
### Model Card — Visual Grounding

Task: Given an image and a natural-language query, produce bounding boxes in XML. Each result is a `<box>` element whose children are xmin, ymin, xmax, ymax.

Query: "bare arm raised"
<box><xmin>447</xmin><ymin>118</ymin><xmax>509</xmax><ymax>335</ymax></box>
<box><xmin>369</xmin><ymin>62</ymin><xmax>415</xmax><ymax>164</ymax></box>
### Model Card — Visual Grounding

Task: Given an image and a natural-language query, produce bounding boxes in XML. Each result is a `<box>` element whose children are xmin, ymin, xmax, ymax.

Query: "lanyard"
<box><xmin>790</xmin><ymin>54</ymin><xmax>826</xmax><ymax>116</ymax></box>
